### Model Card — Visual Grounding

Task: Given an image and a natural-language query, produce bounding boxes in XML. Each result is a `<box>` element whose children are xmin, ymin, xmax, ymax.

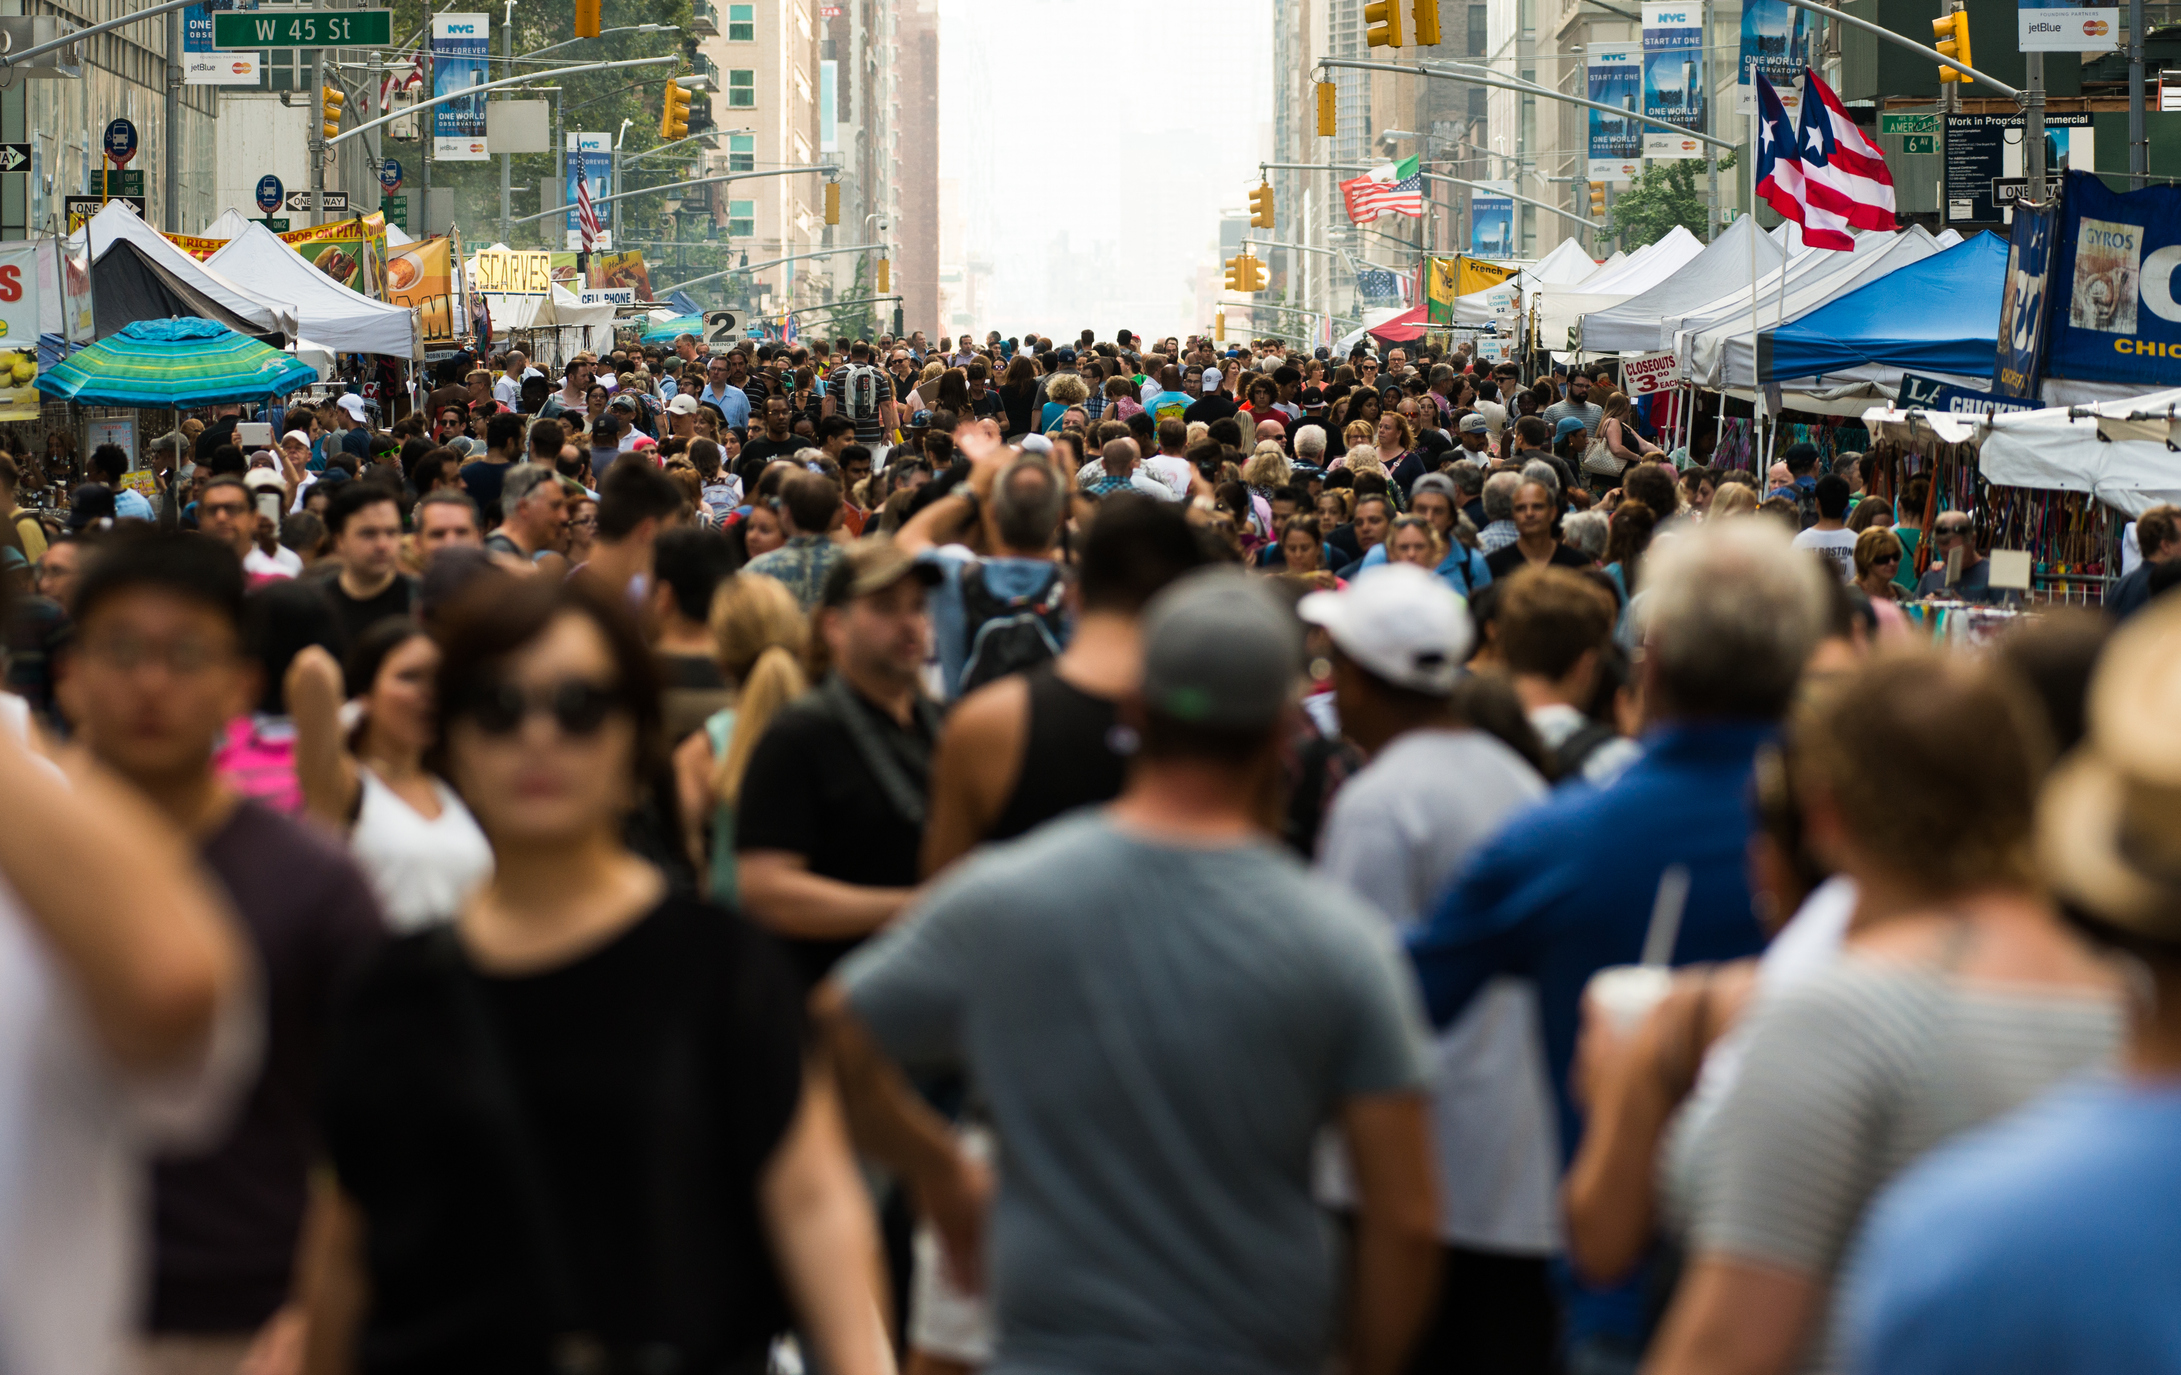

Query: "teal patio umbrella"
<box><xmin>36</xmin><ymin>317</ymin><xmax>318</xmax><ymax>408</ymax></box>
<box><xmin>640</xmin><ymin>313</ymin><xmax>703</xmax><ymax>345</ymax></box>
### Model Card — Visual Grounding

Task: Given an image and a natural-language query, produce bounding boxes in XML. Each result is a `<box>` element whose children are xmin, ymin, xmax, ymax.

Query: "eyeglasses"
<box><xmin>1873</xmin><ymin>554</ymin><xmax>1901</xmax><ymax>566</ymax></box>
<box><xmin>461</xmin><ymin>679</ymin><xmax>626</xmax><ymax>738</ymax></box>
<box><xmin>81</xmin><ymin>632</ymin><xmax>229</xmax><ymax>675</ymax></box>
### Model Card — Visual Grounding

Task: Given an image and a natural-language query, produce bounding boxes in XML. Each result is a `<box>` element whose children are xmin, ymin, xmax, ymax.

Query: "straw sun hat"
<box><xmin>2038</xmin><ymin>594</ymin><xmax>2181</xmax><ymax>939</ymax></box>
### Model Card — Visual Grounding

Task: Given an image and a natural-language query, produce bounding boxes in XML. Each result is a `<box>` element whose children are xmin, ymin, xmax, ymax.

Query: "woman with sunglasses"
<box><xmin>306</xmin><ymin>575</ymin><xmax>891</xmax><ymax>1375</ymax></box>
<box><xmin>1854</xmin><ymin>526</ymin><xmax>1911</xmax><ymax>639</ymax></box>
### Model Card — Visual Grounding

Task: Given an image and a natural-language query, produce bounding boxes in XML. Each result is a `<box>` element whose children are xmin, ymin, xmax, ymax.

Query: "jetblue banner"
<box><xmin>2044</xmin><ymin>170</ymin><xmax>2181</xmax><ymax>390</ymax></box>
<box><xmin>432</xmin><ymin>13</ymin><xmax>490</xmax><ymax>161</ymax></box>
<box><xmin>1737</xmin><ymin>0</ymin><xmax>1809</xmax><ymax>114</ymax></box>
<box><xmin>1993</xmin><ymin>197</ymin><xmax>2058</xmax><ymax>398</ymax></box>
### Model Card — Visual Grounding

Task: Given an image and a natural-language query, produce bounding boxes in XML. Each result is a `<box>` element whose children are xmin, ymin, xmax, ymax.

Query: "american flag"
<box><xmin>576</xmin><ymin>174</ymin><xmax>601</xmax><ymax>252</ymax></box>
<box><xmin>1355</xmin><ymin>267</ymin><xmax>1407</xmax><ymax>304</ymax></box>
<box><xmin>1342</xmin><ymin>155</ymin><xmax>1425</xmax><ymax>223</ymax></box>
<box><xmin>1756</xmin><ymin>69</ymin><xmax>1896</xmax><ymax>251</ymax></box>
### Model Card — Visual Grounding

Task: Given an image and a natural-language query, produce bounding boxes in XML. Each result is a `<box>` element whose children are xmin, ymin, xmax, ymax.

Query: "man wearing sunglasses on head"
<box><xmin>1913</xmin><ymin>510</ymin><xmax>2019</xmax><ymax>605</ymax></box>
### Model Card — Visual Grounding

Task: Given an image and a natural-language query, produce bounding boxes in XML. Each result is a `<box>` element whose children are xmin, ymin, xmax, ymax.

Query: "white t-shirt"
<box><xmin>0</xmin><ymin>877</ymin><xmax>257</xmax><ymax>1375</ymax></box>
<box><xmin>1314</xmin><ymin>729</ymin><xmax>1564</xmax><ymax>1253</ymax></box>
<box><xmin>243</xmin><ymin>544</ymin><xmax>304</xmax><ymax>580</ymax></box>
<box><xmin>350</xmin><ymin>769</ymin><xmax>494</xmax><ymax>931</ymax></box>
<box><xmin>1141</xmin><ymin>454</ymin><xmax>1195</xmax><ymax>501</ymax></box>
<box><xmin>1792</xmin><ymin>525</ymin><xmax>1860</xmax><ymax>582</ymax></box>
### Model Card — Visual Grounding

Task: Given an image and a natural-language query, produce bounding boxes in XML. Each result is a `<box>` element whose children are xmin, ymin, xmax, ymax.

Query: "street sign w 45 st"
<box><xmin>212</xmin><ymin>10</ymin><xmax>392</xmax><ymax>46</ymax></box>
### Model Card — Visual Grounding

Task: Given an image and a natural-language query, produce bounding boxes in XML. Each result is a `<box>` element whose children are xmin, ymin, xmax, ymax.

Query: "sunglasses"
<box><xmin>1874</xmin><ymin>554</ymin><xmax>1901</xmax><ymax>566</ymax></box>
<box><xmin>462</xmin><ymin>679</ymin><xmax>626</xmax><ymax>738</ymax></box>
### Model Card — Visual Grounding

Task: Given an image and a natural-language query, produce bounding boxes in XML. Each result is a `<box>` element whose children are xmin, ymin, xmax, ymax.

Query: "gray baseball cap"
<box><xmin>1140</xmin><ymin>569</ymin><xmax>1302</xmax><ymax>729</ymax></box>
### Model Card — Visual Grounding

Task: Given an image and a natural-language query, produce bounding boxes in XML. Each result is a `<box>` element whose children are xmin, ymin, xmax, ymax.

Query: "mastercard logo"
<box><xmin>2083</xmin><ymin>18</ymin><xmax>2109</xmax><ymax>33</ymax></box>
<box><xmin>231</xmin><ymin>60</ymin><xmax>251</xmax><ymax>73</ymax></box>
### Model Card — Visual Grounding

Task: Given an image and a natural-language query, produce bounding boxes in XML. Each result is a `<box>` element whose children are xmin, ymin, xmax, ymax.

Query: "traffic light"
<box><xmin>824</xmin><ymin>180</ymin><xmax>840</xmax><ymax>225</ymax></box>
<box><xmin>1364</xmin><ymin>0</ymin><xmax>1402</xmax><ymax>47</ymax></box>
<box><xmin>574</xmin><ymin>0</ymin><xmax>601</xmax><ymax>37</ymax></box>
<box><xmin>1249</xmin><ymin>181</ymin><xmax>1275</xmax><ymax>229</ymax></box>
<box><xmin>1225</xmin><ymin>255</ymin><xmax>1245</xmax><ymax>293</ymax></box>
<box><xmin>660</xmin><ymin>81</ymin><xmax>691</xmax><ymax>140</ymax></box>
<box><xmin>1932</xmin><ymin>10</ymin><xmax>1972</xmax><ymax>81</ymax></box>
<box><xmin>1590</xmin><ymin>182</ymin><xmax>1607</xmax><ymax>218</ymax></box>
<box><xmin>877</xmin><ymin>257</ymin><xmax>890</xmax><ymax>293</ymax></box>
<box><xmin>1215</xmin><ymin>310</ymin><xmax>1226</xmax><ymax>343</ymax></box>
<box><xmin>1316</xmin><ymin>80</ymin><xmax>1336</xmax><ymax>137</ymax></box>
<box><xmin>319</xmin><ymin>85</ymin><xmax>344</xmax><ymax>141</ymax></box>
<box><xmin>1226</xmin><ymin>252</ymin><xmax>1265</xmax><ymax>293</ymax></box>
<box><xmin>1413</xmin><ymin>0</ymin><xmax>1442</xmax><ymax>45</ymax></box>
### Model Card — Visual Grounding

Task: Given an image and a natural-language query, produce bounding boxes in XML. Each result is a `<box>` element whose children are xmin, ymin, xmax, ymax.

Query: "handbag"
<box><xmin>1581</xmin><ymin>429</ymin><xmax>1626</xmax><ymax>478</ymax></box>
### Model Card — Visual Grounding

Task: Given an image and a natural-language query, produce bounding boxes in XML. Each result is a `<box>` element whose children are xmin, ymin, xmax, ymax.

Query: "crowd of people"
<box><xmin>0</xmin><ymin>320</ymin><xmax>2176</xmax><ymax>1375</ymax></box>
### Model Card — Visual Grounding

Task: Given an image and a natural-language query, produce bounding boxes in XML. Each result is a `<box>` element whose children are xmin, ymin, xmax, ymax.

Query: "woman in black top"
<box><xmin>994</xmin><ymin>355</ymin><xmax>1039</xmax><ymax>439</ymax></box>
<box><xmin>307</xmin><ymin>575</ymin><xmax>889</xmax><ymax>1375</ymax></box>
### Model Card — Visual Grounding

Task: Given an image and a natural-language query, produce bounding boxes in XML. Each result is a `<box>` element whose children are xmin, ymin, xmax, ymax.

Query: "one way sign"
<box><xmin>283</xmin><ymin>190</ymin><xmax>350</xmax><ymax>212</ymax></box>
<box><xmin>0</xmin><ymin>145</ymin><xmax>29</xmax><ymax>174</ymax></box>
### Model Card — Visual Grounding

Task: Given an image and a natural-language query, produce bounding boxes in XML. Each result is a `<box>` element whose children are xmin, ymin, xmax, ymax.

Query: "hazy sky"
<box><xmin>935</xmin><ymin>0</ymin><xmax>1273</xmax><ymax>339</ymax></box>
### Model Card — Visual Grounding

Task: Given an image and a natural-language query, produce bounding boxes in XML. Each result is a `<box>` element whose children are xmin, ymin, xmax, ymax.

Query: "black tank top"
<box><xmin>989</xmin><ymin>662</ymin><xmax>1130</xmax><ymax>842</ymax></box>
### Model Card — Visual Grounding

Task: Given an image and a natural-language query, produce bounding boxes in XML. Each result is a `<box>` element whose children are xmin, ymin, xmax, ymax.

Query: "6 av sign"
<box><xmin>212</xmin><ymin>10</ymin><xmax>393</xmax><ymax>46</ymax></box>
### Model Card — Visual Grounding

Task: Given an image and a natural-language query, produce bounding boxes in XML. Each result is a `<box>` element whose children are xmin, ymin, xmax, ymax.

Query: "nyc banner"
<box><xmin>2043</xmin><ymin>171</ymin><xmax>2181</xmax><ymax>390</ymax></box>
<box><xmin>1642</xmin><ymin>1</ymin><xmax>1705</xmax><ymax>159</ymax></box>
<box><xmin>432</xmin><ymin>14</ymin><xmax>490</xmax><ymax>161</ymax></box>
<box><xmin>1588</xmin><ymin>43</ymin><xmax>1642</xmax><ymax>181</ymax></box>
<box><xmin>1737</xmin><ymin>0</ymin><xmax>1809</xmax><ymax>113</ymax></box>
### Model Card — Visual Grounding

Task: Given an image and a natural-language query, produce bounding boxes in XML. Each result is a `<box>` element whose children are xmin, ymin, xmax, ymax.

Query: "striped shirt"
<box><xmin>1674</xmin><ymin>959</ymin><xmax>2118</xmax><ymax>1373</ymax></box>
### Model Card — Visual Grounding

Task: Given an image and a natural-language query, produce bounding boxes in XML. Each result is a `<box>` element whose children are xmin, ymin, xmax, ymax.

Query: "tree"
<box><xmin>1608</xmin><ymin>153</ymin><xmax>1738</xmax><ymax>248</ymax></box>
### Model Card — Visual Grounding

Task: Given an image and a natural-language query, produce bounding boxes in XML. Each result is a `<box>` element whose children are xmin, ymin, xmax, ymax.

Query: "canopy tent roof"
<box><xmin>1366</xmin><ymin>303</ymin><xmax>1427</xmax><ymax>342</ymax></box>
<box><xmin>36</xmin><ymin>316</ymin><xmax>317</xmax><ymax>407</ymax></box>
<box><xmin>1528</xmin><ymin>238</ymin><xmax>1602</xmax><ymax>286</ymax></box>
<box><xmin>1861</xmin><ymin>387</ymin><xmax>2181</xmax><ymax>518</ymax></box>
<box><xmin>1578</xmin><ymin>215</ymin><xmax>1788</xmax><ymax>354</ymax></box>
<box><xmin>76</xmin><ymin>201</ymin><xmax>299</xmax><ymax>342</ymax></box>
<box><xmin>386</xmin><ymin>221</ymin><xmax>415</xmax><ymax>247</ymax></box>
<box><xmin>201</xmin><ymin>207</ymin><xmax>256</xmax><ymax>239</ymax></box>
<box><xmin>90</xmin><ymin>240</ymin><xmax>281</xmax><ymax>345</ymax></box>
<box><xmin>1534</xmin><ymin>226</ymin><xmax>1706</xmax><ymax>349</ymax></box>
<box><xmin>1677</xmin><ymin>226</ymin><xmax>1950</xmax><ymax>389</ymax></box>
<box><xmin>487</xmin><ymin>282</ymin><xmax>617</xmax><ymax>332</ymax></box>
<box><xmin>1765</xmin><ymin>232</ymin><xmax>2007</xmax><ymax>383</ymax></box>
<box><xmin>205</xmin><ymin>223</ymin><xmax>421</xmax><ymax>358</ymax></box>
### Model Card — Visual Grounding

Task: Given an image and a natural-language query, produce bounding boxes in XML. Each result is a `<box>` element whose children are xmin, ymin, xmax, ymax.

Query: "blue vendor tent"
<box><xmin>1765</xmin><ymin>231</ymin><xmax>2008</xmax><ymax>383</ymax></box>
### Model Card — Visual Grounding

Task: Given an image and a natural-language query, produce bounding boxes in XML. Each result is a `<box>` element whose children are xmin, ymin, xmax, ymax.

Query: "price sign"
<box><xmin>103</xmin><ymin>118</ymin><xmax>138</xmax><ymax>167</ymax></box>
<box><xmin>256</xmin><ymin>174</ymin><xmax>285</xmax><ymax>214</ymax></box>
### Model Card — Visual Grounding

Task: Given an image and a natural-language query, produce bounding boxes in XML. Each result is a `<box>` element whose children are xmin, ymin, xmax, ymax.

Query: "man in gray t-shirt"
<box><xmin>821</xmin><ymin>570</ymin><xmax>1437</xmax><ymax>1375</ymax></box>
<box><xmin>1541</xmin><ymin>374</ymin><xmax>1604</xmax><ymax>442</ymax></box>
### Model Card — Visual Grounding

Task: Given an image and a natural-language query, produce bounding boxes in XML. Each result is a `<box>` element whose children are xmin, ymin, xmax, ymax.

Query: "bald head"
<box><xmin>1101</xmin><ymin>437</ymin><xmax>1140</xmax><ymax>476</ymax></box>
<box><xmin>1255</xmin><ymin>419</ymin><xmax>1285</xmax><ymax>444</ymax></box>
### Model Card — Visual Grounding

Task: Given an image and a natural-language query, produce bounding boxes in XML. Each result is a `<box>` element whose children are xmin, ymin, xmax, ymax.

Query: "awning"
<box><xmin>78</xmin><ymin>200</ymin><xmax>298</xmax><ymax>342</ymax></box>
<box><xmin>1766</xmin><ymin>232</ymin><xmax>2007</xmax><ymax>383</ymax></box>
<box><xmin>205</xmin><ymin>223</ymin><xmax>422</xmax><ymax>358</ymax></box>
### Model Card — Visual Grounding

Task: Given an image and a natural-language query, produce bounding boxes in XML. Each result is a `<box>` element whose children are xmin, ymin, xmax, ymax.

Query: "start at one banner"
<box><xmin>432</xmin><ymin>14</ymin><xmax>490</xmax><ymax>161</ymax></box>
<box><xmin>2042</xmin><ymin>171</ymin><xmax>2181</xmax><ymax>390</ymax></box>
<box><xmin>1641</xmin><ymin>1</ymin><xmax>1706</xmax><ymax>160</ymax></box>
<box><xmin>1588</xmin><ymin>43</ymin><xmax>1643</xmax><ymax>182</ymax></box>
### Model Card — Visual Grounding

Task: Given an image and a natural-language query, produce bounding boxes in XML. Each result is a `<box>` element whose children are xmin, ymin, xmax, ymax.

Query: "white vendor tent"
<box><xmin>1862</xmin><ymin>388</ymin><xmax>2181</xmax><ymax>518</ymax></box>
<box><xmin>206</xmin><ymin>223</ymin><xmax>422</xmax><ymax>358</ymax></box>
<box><xmin>78</xmin><ymin>200</ymin><xmax>300</xmax><ymax>341</ymax></box>
<box><xmin>1533</xmin><ymin>226</ymin><xmax>1705</xmax><ymax>348</ymax></box>
<box><xmin>1528</xmin><ymin>237</ymin><xmax>1602</xmax><ymax>286</ymax></box>
<box><xmin>1578</xmin><ymin>215</ymin><xmax>1787</xmax><ymax>354</ymax></box>
<box><xmin>201</xmin><ymin>207</ymin><xmax>257</xmax><ymax>240</ymax></box>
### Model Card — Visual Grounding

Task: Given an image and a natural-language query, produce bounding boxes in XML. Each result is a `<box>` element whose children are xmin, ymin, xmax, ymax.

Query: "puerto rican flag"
<box><xmin>1759</xmin><ymin>68</ymin><xmax>1896</xmax><ymax>250</ymax></box>
<box><xmin>1342</xmin><ymin>156</ymin><xmax>1425</xmax><ymax>223</ymax></box>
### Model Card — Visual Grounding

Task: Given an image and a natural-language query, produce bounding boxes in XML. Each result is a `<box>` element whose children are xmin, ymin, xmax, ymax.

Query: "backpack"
<box><xmin>1552</xmin><ymin>720</ymin><xmax>1620</xmax><ymax>785</ymax></box>
<box><xmin>957</xmin><ymin>562</ymin><xmax>1067</xmax><ymax>694</ymax></box>
<box><xmin>841</xmin><ymin>364</ymin><xmax>883</xmax><ymax>424</ymax></box>
<box><xmin>1790</xmin><ymin>481</ymin><xmax>1821</xmax><ymax>531</ymax></box>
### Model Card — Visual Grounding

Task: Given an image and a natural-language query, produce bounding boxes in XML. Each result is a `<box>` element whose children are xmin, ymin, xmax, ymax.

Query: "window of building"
<box><xmin>1467</xmin><ymin>4</ymin><xmax>1487</xmax><ymax>55</ymax></box>
<box><xmin>727</xmin><ymin>69</ymin><xmax>756</xmax><ymax>107</ymax></box>
<box><xmin>728</xmin><ymin>133</ymin><xmax>754</xmax><ymax>172</ymax></box>
<box><xmin>728</xmin><ymin>4</ymin><xmax>755</xmax><ymax>40</ymax></box>
<box><xmin>728</xmin><ymin>198</ymin><xmax>755</xmax><ymax>237</ymax></box>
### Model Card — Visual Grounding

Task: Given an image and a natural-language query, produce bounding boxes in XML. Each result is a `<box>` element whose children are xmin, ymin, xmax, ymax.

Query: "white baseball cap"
<box><xmin>666</xmin><ymin>392</ymin><xmax>701</xmax><ymax>415</ymax></box>
<box><xmin>1202</xmin><ymin>367</ymin><xmax>1223</xmax><ymax>389</ymax></box>
<box><xmin>336</xmin><ymin>393</ymin><xmax>369</xmax><ymax>421</ymax></box>
<box><xmin>1298</xmin><ymin>562</ymin><xmax>1473</xmax><ymax>695</ymax></box>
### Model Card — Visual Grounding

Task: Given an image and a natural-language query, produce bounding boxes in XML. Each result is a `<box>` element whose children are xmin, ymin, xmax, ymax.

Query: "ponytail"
<box><xmin>714</xmin><ymin>642</ymin><xmax>808</xmax><ymax>806</ymax></box>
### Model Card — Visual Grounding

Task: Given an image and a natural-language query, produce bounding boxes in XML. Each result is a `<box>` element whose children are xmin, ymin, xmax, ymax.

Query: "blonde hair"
<box><xmin>1710</xmin><ymin>482</ymin><xmax>1760</xmax><ymax>519</ymax></box>
<box><xmin>1242</xmin><ymin>443</ymin><xmax>1291</xmax><ymax>488</ymax></box>
<box><xmin>1343</xmin><ymin>420</ymin><xmax>1374</xmax><ymax>450</ymax></box>
<box><xmin>1045</xmin><ymin>373</ymin><xmax>1090</xmax><ymax>407</ymax></box>
<box><xmin>709</xmin><ymin>575</ymin><xmax>811</xmax><ymax>806</ymax></box>
<box><xmin>1185</xmin><ymin>421</ymin><xmax>1210</xmax><ymax>446</ymax></box>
